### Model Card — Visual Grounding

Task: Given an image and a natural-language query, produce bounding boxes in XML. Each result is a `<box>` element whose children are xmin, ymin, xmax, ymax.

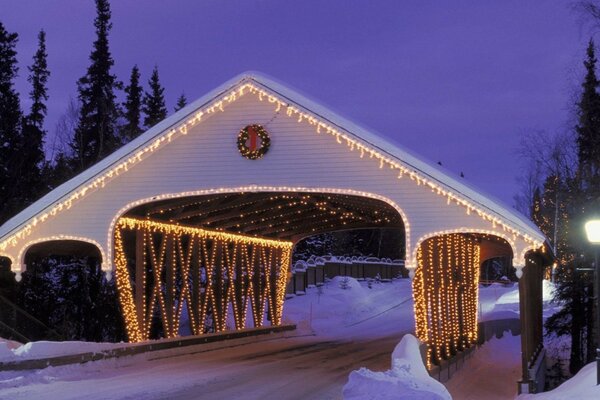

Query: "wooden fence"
<box><xmin>286</xmin><ymin>256</ymin><xmax>407</xmax><ymax>296</ymax></box>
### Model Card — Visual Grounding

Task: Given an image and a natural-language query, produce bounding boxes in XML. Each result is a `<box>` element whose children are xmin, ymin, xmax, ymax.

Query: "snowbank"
<box><xmin>489</xmin><ymin>280</ymin><xmax>555</xmax><ymax>306</ymax></box>
<box><xmin>0</xmin><ymin>342</ymin><xmax>14</xmax><ymax>360</ymax></box>
<box><xmin>282</xmin><ymin>276</ymin><xmax>415</xmax><ymax>337</ymax></box>
<box><xmin>0</xmin><ymin>340</ymin><xmax>123</xmax><ymax>363</ymax></box>
<box><xmin>519</xmin><ymin>361</ymin><xmax>600</xmax><ymax>400</ymax></box>
<box><xmin>342</xmin><ymin>334</ymin><xmax>451</xmax><ymax>400</ymax></box>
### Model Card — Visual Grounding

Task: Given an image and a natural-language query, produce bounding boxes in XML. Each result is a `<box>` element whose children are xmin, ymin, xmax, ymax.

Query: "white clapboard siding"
<box><xmin>0</xmin><ymin>74</ymin><xmax>545</xmax><ymax>273</ymax></box>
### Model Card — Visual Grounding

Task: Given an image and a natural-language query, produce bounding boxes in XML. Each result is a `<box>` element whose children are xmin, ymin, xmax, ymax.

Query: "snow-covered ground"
<box><xmin>0</xmin><ymin>276</ymin><xmax>562</xmax><ymax>399</ymax></box>
<box><xmin>518</xmin><ymin>361</ymin><xmax>600</xmax><ymax>400</ymax></box>
<box><xmin>444</xmin><ymin>333</ymin><xmax>522</xmax><ymax>400</ymax></box>
<box><xmin>283</xmin><ymin>276</ymin><xmax>415</xmax><ymax>339</ymax></box>
<box><xmin>0</xmin><ymin>341</ymin><xmax>125</xmax><ymax>363</ymax></box>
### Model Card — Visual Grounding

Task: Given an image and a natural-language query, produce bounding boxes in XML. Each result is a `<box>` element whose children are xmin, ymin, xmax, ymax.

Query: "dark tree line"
<box><xmin>527</xmin><ymin>39</ymin><xmax>600</xmax><ymax>377</ymax></box>
<box><xmin>0</xmin><ymin>0</ymin><xmax>185</xmax><ymax>225</ymax></box>
<box><xmin>0</xmin><ymin>0</ymin><xmax>187</xmax><ymax>342</ymax></box>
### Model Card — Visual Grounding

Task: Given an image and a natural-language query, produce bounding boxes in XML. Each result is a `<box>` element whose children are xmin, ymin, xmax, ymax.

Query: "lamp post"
<box><xmin>585</xmin><ymin>219</ymin><xmax>600</xmax><ymax>385</ymax></box>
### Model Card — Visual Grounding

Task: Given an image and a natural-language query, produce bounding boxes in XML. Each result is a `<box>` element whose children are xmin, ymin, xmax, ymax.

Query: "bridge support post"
<box><xmin>517</xmin><ymin>253</ymin><xmax>545</xmax><ymax>394</ymax></box>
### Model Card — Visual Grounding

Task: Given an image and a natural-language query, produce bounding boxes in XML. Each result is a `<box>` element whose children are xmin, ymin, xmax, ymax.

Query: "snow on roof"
<box><xmin>0</xmin><ymin>72</ymin><xmax>546</xmax><ymax>245</ymax></box>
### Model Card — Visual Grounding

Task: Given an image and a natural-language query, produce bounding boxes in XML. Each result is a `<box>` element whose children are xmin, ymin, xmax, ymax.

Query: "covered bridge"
<box><xmin>0</xmin><ymin>73</ymin><xmax>550</xmax><ymax>392</ymax></box>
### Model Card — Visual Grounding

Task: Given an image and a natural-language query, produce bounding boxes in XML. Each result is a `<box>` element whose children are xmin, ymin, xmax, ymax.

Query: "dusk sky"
<box><xmin>1</xmin><ymin>0</ymin><xmax>591</xmax><ymax>207</ymax></box>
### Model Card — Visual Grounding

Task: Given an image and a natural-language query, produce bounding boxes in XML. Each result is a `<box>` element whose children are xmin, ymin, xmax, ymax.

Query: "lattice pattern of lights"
<box><xmin>412</xmin><ymin>233</ymin><xmax>481</xmax><ymax>367</ymax></box>
<box><xmin>114</xmin><ymin>217</ymin><xmax>293</xmax><ymax>342</ymax></box>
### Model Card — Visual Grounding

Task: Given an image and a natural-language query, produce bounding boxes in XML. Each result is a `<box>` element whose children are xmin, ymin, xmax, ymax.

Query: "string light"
<box><xmin>412</xmin><ymin>233</ymin><xmax>481</xmax><ymax>366</ymax></box>
<box><xmin>113</xmin><ymin>217</ymin><xmax>293</xmax><ymax>342</ymax></box>
<box><xmin>412</xmin><ymin>228</ymin><xmax>533</xmax><ymax>273</ymax></box>
<box><xmin>14</xmin><ymin>235</ymin><xmax>107</xmax><ymax>275</ymax></box>
<box><xmin>0</xmin><ymin>78</ymin><xmax>543</xmax><ymax>267</ymax></box>
<box><xmin>106</xmin><ymin>187</ymin><xmax>411</xmax><ymax>270</ymax></box>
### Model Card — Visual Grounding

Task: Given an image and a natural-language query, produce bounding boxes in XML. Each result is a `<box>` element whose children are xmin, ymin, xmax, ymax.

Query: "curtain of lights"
<box><xmin>413</xmin><ymin>233</ymin><xmax>481</xmax><ymax>367</ymax></box>
<box><xmin>114</xmin><ymin>217</ymin><xmax>293</xmax><ymax>343</ymax></box>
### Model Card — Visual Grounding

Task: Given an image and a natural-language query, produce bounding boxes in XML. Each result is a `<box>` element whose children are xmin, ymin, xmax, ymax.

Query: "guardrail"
<box><xmin>0</xmin><ymin>324</ymin><xmax>296</xmax><ymax>371</ymax></box>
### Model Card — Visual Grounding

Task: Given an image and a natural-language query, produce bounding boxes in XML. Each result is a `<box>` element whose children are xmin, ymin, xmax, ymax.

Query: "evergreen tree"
<box><xmin>27</xmin><ymin>30</ymin><xmax>49</xmax><ymax>130</ymax></box>
<box><xmin>142</xmin><ymin>66</ymin><xmax>167</xmax><ymax>128</ymax></box>
<box><xmin>0</xmin><ymin>22</ymin><xmax>24</xmax><ymax>224</ymax></box>
<box><xmin>174</xmin><ymin>93</ymin><xmax>187</xmax><ymax>112</ymax></box>
<box><xmin>121</xmin><ymin>65</ymin><xmax>143</xmax><ymax>143</ymax></box>
<box><xmin>542</xmin><ymin>40</ymin><xmax>600</xmax><ymax>377</ymax></box>
<box><xmin>17</xmin><ymin>256</ymin><xmax>125</xmax><ymax>342</ymax></box>
<box><xmin>576</xmin><ymin>39</ymin><xmax>600</xmax><ymax>184</ymax></box>
<box><xmin>19</xmin><ymin>30</ymin><xmax>50</xmax><ymax>205</ymax></box>
<box><xmin>45</xmin><ymin>152</ymin><xmax>73</xmax><ymax>190</ymax></box>
<box><xmin>70</xmin><ymin>0</ymin><xmax>121</xmax><ymax>172</ymax></box>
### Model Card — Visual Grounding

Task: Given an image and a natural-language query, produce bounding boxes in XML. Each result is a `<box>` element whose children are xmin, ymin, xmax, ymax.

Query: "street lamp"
<box><xmin>585</xmin><ymin>219</ymin><xmax>600</xmax><ymax>385</ymax></box>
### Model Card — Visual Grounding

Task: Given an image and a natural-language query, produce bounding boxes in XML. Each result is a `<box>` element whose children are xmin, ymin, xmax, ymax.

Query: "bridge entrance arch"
<box><xmin>0</xmin><ymin>73</ymin><xmax>550</xmax><ymax>392</ymax></box>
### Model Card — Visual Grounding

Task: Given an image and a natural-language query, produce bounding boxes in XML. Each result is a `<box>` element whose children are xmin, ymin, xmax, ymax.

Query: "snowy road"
<box><xmin>0</xmin><ymin>278</ymin><xmax>543</xmax><ymax>400</ymax></box>
<box><xmin>0</xmin><ymin>333</ymin><xmax>408</xmax><ymax>400</ymax></box>
<box><xmin>164</xmin><ymin>333</ymin><xmax>409</xmax><ymax>400</ymax></box>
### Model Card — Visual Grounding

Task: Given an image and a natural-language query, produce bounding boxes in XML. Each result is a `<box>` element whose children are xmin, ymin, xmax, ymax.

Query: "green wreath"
<box><xmin>237</xmin><ymin>124</ymin><xmax>271</xmax><ymax>160</ymax></box>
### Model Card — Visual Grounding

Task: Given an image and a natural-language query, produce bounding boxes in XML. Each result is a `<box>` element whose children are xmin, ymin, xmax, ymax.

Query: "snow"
<box><xmin>444</xmin><ymin>333</ymin><xmax>522</xmax><ymax>399</ymax></box>
<box><xmin>0</xmin><ymin>343</ymin><xmax>15</xmax><ymax>360</ymax></box>
<box><xmin>282</xmin><ymin>276</ymin><xmax>415</xmax><ymax>338</ymax></box>
<box><xmin>2</xmin><ymin>341</ymin><xmax>122</xmax><ymax>362</ymax></box>
<box><xmin>519</xmin><ymin>362</ymin><xmax>600</xmax><ymax>400</ymax></box>
<box><xmin>0</xmin><ymin>278</ymin><xmax>561</xmax><ymax>399</ymax></box>
<box><xmin>342</xmin><ymin>334</ymin><xmax>451</xmax><ymax>400</ymax></box>
<box><xmin>477</xmin><ymin>280</ymin><xmax>557</xmax><ymax>322</ymax></box>
<box><xmin>0</xmin><ymin>339</ymin><xmax>21</xmax><ymax>351</ymax></box>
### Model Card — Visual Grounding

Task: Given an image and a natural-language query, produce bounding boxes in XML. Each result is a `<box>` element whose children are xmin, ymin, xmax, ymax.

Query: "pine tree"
<box><xmin>27</xmin><ymin>30</ymin><xmax>49</xmax><ymax>130</ymax></box>
<box><xmin>0</xmin><ymin>22</ymin><xmax>24</xmax><ymax>224</ymax></box>
<box><xmin>576</xmin><ymin>39</ymin><xmax>600</xmax><ymax>184</ymax></box>
<box><xmin>19</xmin><ymin>30</ymin><xmax>50</xmax><ymax>205</ymax></box>
<box><xmin>70</xmin><ymin>0</ymin><xmax>121</xmax><ymax>172</ymax></box>
<box><xmin>543</xmin><ymin>40</ymin><xmax>600</xmax><ymax>377</ymax></box>
<box><xmin>121</xmin><ymin>65</ymin><xmax>143</xmax><ymax>143</ymax></box>
<box><xmin>143</xmin><ymin>66</ymin><xmax>167</xmax><ymax>128</ymax></box>
<box><xmin>174</xmin><ymin>93</ymin><xmax>187</xmax><ymax>112</ymax></box>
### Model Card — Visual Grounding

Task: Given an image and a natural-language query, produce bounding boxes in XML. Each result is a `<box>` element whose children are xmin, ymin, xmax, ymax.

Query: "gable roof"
<box><xmin>0</xmin><ymin>72</ymin><xmax>546</xmax><ymax>248</ymax></box>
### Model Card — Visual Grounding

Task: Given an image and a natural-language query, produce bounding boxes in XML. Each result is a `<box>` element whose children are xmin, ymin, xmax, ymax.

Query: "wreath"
<box><xmin>237</xmin><ymin>124</ymin><xmax>271</xmax><ymax>160</ymax></box>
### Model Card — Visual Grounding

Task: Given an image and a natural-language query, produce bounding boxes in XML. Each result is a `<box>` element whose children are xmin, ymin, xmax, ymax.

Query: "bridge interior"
<box><xmin>124</xmin><ymin>191</ymin><xmax>405</xmax><ymax>241</ymax></box>
<box><xmin>115</xmin><ymin>191</ymin><xmax>406</xmax><ymax>342</ymax></box>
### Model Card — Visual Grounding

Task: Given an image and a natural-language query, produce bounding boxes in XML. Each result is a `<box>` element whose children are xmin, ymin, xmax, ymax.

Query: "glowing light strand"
<box><xmin>113</xmin><ymin>217</ymin><xmax>293</xmax><ymax>342</ymax></box>
<box><xmin>1</xmin><ymin>81</ymin><xmax>542</xmax><ymax>260</ymax></box>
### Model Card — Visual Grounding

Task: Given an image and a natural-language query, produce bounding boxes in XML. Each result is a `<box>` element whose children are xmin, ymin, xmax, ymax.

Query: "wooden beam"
<box><xmin>191</xmin><ymin>196</ymin><xmax>298</xmax><ymax>226</ymax></box>
<box><xmin>287</xmin><ymin>225</ymin><xmax>402</xmax><ymax>242</ymax></box>
<box><xmin>172</xmin><ymin>194</ymin><xmax>263</xmax><ymax>222</ymax></box>
<box><xmin>135</xmin><ymin>228</ymin><xmax>145</xmax><ymax>331</ymax></box>
<box><xmin>219</xmin><ymin>204</ymin><xmax>322</xmax><ymax>232</ymax></box>
<box><xmin>243</xmin><ymin>207</ymin><xmax>377</xmax><ymax>237</ymax></box>
<box><xmin>165</xmin><ymin>234</ymin><xmax>175</xmax><ymax>336</ymax></box>
<box><xmin>145</xmin><ymin>196</ymin><xmax>222</xmax><ymax>216</ymax></box>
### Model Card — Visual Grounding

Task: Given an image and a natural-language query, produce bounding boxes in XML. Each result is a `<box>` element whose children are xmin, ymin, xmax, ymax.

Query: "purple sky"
<box><xmin>0</xmin><ymin>0</ymin><xmax>589</xmax><ymax>207</ymax></box>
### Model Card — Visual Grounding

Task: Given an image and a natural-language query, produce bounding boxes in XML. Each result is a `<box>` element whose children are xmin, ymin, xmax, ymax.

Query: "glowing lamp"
<box><xmin>585</xmin><ymin>220</ymin><xmax>600</xmax><ymax>244</ymax></box>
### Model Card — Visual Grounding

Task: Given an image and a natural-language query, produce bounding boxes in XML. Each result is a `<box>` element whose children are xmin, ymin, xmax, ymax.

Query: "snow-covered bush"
<box><xmin>339</xmin><ymin>276</ymin><xmax>351</xmax><ymax>290</ymax></box>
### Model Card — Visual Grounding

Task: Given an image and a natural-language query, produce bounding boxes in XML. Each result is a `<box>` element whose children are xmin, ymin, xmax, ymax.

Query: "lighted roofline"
<box><xmin>0</xmin><ymin>71</ymin><xmax>546</xmax><ymax>249</ymax></box>
<box><xmin>246</xmin><ymin>72</ymin><xmax>543</xmax><ymax>242</ymax></box>
<box><xmin>0</xmin><ymin>74</ymin><xmax>249</xmax><ymax>241</ymax></box>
